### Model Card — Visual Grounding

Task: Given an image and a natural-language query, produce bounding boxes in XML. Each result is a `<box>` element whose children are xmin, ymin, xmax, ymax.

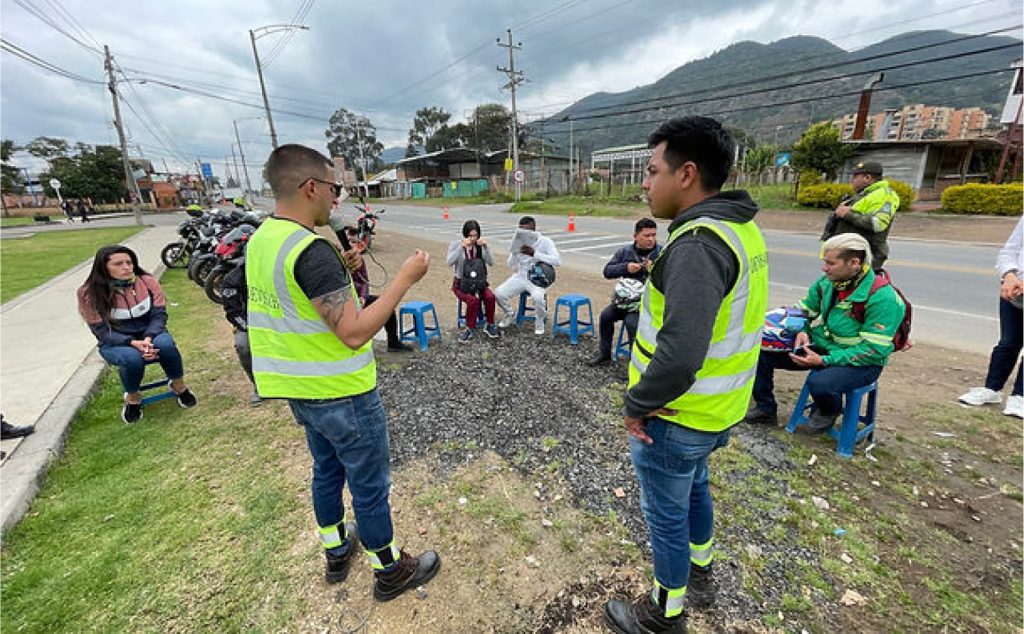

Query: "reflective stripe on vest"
<box><xmin>629</xmin><ymin>216</ymin><xmax>768</xmax><ymax>432</ymax></box>
<box><xmin>247</xmin><ymin>218</ymin><xmax>375</xmax><ymax>399</ymax></box>
<box><xmin>652</xmin><ymin>579</ymin><xmax>686</xmax><ymax>618</ymax></box>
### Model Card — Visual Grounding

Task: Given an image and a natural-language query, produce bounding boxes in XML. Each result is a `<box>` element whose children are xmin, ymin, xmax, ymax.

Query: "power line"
<box><xmin>9</xmin><ymin>0</ymin><xmax>101</xmax><ymax>56</ymax></box>
<box><xmin>0</xmin><ymin>38</ymin><xmax>103</xmax><ymax>84</ymax></box>
<box><xmin>262</xmin><ymin>0</ymin><xmax>317</xmax><ymax>68</ymax></box>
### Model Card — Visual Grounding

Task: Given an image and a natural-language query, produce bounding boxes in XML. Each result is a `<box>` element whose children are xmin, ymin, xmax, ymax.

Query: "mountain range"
<box><xmin>534</xmin><ymin>29</ymin><xmax>1021</xmax><ymax>154</ymax></box>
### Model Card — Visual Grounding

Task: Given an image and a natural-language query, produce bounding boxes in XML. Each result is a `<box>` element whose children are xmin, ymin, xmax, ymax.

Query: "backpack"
<box><xmin>459</xmin><ymin>254</ymin><xmax>489</xmax><ymax>294</ymax></box>
<box><xmin>528</xmin><ymin>262</ymin><xmax>556</xmax><ymax>288</ymax></box>
<box><xmin>849</xmin><ymin>272</ymin><xmax>912</xmax><ymax>352</ymax></box>
<box><xmin>221</xmin><ymin>262</ymin><xmax>248</xmax><ymax>331</ymax></box>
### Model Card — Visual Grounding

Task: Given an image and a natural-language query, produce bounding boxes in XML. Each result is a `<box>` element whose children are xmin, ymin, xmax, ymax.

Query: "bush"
<box><xmin>798</xmin><ymin>170</ymin><xmax>823</xmax><ymax>187</ymax></box>
<box><xmin>940</xmin><ymin>183</ymin><xmax>1023</xmax><ymax>216</ymax></box>
<box><xmin>796</xmin><ymin>178</ymin><xmax>916</xmax><ymax>211</ymax></box>
<box><xmin>796</xmin><ymin>183</ymin><xmax>852</xmax><ymax>208</ymax></box>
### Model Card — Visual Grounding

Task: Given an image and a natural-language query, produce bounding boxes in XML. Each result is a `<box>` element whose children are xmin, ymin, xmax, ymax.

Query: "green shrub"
<box><xmin>798</xmin><ymin>170</ymin><xmax>822</xmax><ymax>187</ymax></box>
<box><xmin>940</xmin><ymin>183</ymin><xmax>1023</xmax><ymax>216</ymax></box>
<box><xmin>796</xmin><ymin>183</ymin><xmax>852</xmax><ymax>208</ymax></box>
<box><xmin>797</xmin><ymin>178</ymin><xmax>915</xmax><ymax>211</ymax></box>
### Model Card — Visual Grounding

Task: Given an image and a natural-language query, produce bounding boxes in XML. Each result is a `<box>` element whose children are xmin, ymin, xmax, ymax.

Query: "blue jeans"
<box><xmin>629</xmin><ymin>419</ymin><xmax>731</xmax><ymax>590</ymax></box>
<box><xmin>287</xmin><ymin>389</ymin><xmax>393</xmax><ymax>554</ymax></box>
<box><xmin>98</xmin><ymin>331</ymin><xmax>184</xmax><ymax>393</ymax></box>
<box><xmin>752</xmin><ymin>352</ymin><xmax>883</xmax><ymax>416</ymax></box>
<box><xmin>984</xmin><ymin>297</ymin><xmax>1023</xmax><ymax>396</ymax></box>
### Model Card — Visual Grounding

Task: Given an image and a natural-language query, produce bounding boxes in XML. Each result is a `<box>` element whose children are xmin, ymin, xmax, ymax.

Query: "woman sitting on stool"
<box><xmin>77</xmin><ymin>245</ymin><xmax>197</xmax><ymax>423</ymax></box>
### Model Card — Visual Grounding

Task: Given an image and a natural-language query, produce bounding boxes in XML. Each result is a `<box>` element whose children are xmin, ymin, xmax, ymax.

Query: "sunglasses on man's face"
<box><xmin>302</xmin><ymin>177</ymin><xmax>343</xmax><ymax>198</ymax></box>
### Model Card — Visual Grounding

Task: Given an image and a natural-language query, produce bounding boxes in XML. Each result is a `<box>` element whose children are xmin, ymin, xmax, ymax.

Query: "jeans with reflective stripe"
<box><xmin>99</xmin><ymin>331</ymin><xmax>184</xmax><ymax>393</ymax></box>
<box><xmin>288</xmin><ymin>389</ymin><xmax>394</xmax><ymax>553</ymax></box>
<box><xmin>630</xmin><ymin>419</ymin><xmax>730</xmax><ymax>590</ymax></box>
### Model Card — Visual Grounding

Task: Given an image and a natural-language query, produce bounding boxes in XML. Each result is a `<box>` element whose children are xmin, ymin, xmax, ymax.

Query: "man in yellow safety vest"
<box><xmin>603</xmin><ymin>117</ymin><xmax>769</xmax><ymax>634</ymax></box>
<box><xmin>246</xmin><ymin>144</ymin><xmax>440</xmax><ymax>602</ymax></box>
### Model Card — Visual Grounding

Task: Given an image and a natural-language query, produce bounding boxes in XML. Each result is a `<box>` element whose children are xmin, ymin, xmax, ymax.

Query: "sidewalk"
<box><xmin>0</xmin><ymin>224</ymin><xmax>177</xmax><ymax>534</ymax></box>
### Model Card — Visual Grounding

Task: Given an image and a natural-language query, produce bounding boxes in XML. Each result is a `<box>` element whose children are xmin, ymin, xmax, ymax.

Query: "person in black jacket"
<box><xmin>587</xmin><ymin>218</ymin><xmax>660</xmax><ymax>366</ymax></box>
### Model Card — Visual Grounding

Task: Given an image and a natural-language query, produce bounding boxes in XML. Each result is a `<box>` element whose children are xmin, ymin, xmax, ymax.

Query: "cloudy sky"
<box><xmin>1</xmin><ymin>0</ymin><xmax>1019</xmax><ymax>184</ymax></box>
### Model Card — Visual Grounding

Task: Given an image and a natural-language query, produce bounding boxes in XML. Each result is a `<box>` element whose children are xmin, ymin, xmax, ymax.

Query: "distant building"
<box><xmin>833</xmin><ymin>104</ymin><xmax>993</xmax><ymax>141</ymax></box>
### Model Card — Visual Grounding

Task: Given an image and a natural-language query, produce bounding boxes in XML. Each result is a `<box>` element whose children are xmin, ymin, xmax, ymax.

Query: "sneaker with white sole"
<box><xmin>498</xmin><ymin>314</ymin><xmax>516</xmax><ymax>329</ymax></box>
<box><xmin>958</xmin><ymin>387</ymin><xmax>1002</xmax><ymax>406</ymax></box>
<box><xmin>534</xmin><ymin>321</ymin><xmax>545</xmax><ymax>336</ymax></box>
<box><xmin>1003</xmin><ymin>394</ymin><xmax>1023</xmax><ymax>419</ymax></box>
<box><xmin>484</xmin><ymin>324</ymin><xmax>499</xmax><ymax>339</ymax></box>
<box><xmin>458</xmin><ymin>329</ymin><xmax>474</xmax><ymax>344</ymax></box>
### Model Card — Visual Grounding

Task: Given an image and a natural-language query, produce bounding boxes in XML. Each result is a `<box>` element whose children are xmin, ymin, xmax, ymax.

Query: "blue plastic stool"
<box><xmin>456</xmin><ymin>298</ymin><xmax>486</xmax><ymax>329</ymax></box>
<box><xmin>139</xmin><ymin>358</ymin><xmax>176</xmax><ymax>406</ymax></box>
<box><xmin>515</xmin><ymin>291</ymin><xmax>547</xmax><ymax>326</ymax></box>
<box><xmin>785</xmin><ymin>379</ymin><xmax>878</xmax><ymax>459</ymax></box>
<box><xmin>552</xmin><ymin>294</ymin><xmax>595</xmax><ymax>345</ymax></box>
<box><xmin>614</xmin><ymin>322</ymin><xmax>632</xmax><ymax>360</ymax></box>
<box><xmin>399</xmin><ymin>301</ymin><xmax>442</xmax><ymax>351</ymax></box>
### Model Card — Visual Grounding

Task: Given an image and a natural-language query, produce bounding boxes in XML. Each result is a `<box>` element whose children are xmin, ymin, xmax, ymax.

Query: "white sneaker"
<box><xmin>498</xmin><ymin>314</ymin><xmax>515</xmax><ymax>329</ymax></box>
<box><xmin>958</xmin><ymin>387</ymin><xmax>1002</xmax><ymax>406</ymax></box>
<box><xmin>534</xmin><ymin>321</ymin><xmax>545</xmax><ymax>335</ymax></box>
<box><xmin>1003</xmin><ymin>394</ymin><xmax>1023</xmax><ymax>418</ymax></box>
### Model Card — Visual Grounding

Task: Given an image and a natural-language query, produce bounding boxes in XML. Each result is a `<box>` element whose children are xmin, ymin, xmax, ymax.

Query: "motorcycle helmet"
<box><xmin>611</xmin><ymin>278</ymin><xmax>645</xmax><ymax>310</ymax></box>
<box><xmin>761</xmin><ymin>307</ymin><xmax>808</xmax><ymax>352</ymax></box>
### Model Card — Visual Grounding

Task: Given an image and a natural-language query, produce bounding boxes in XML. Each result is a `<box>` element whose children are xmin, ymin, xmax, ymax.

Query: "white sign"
<box><xmin>49</xmin><ymin>178</ymin><xmax>61</xmax><ymax>190</ymax></box>
<box><xmin>512</xmin><ymin>168</ymin><xmax>525</xmax><ymax>184</ymax></box>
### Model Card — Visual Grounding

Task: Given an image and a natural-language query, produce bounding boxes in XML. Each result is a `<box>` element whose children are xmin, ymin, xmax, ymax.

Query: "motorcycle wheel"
<box><xmin>194</xmin><ymin>257</ymin><xmax>216</xmax><ymax>287</ymax></box>
<box><xmin>204</xmin><ymin>267</ymin><xmax>227</xmax><ymax>304</ymax></box>
<box><xmin>160</xmin><ymin>242</ymin><xmax>189</xmax><ymax>268</ymax></box>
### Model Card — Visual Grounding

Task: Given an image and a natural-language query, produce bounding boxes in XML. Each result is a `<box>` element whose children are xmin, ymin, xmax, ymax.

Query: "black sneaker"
<box><xmin>687</xmin><ymin>563</ymin><xmax>716</xmax><ymax>608</ymax></box>
<box><xmin>587</xmin><ymin>352</ymin><xmax>612</xmax><ymax>367</ymax></box>
<box><xmin>387</xmin><ymin>341</ymin><xmax>413</xmax><ymax>352</ymax></box>
<box><xmin>807</xmin><ymin>410</ymin><xmax>838</xmax><ymax>433</ymax></box>
<box><xmin>604</xmin><ymin>595</ymin><xmax>687</xmax><ymax>633</ymax></box>
<box><xmin>484</xmin><ymin>324</ymin><xmax>499</xmax><ymax>339</ymax></box>
<box><xmin>122</xmin><ymin>401</ymin><xmax>143</xmax><ymax>424</ymax></box>
<box><xmin>175</xmin><ymin>388</ymin><xmax>198</xmax><ymax>409</ymax></box>
<box><xmin>373</xmin><ymin>549</ymin><xmax>441</xmax><ymax>602</ymax></box>
<box><xmin>0</xmin><ymin>416</ymin><xmax>35</xmax><ymax>439</ymax></box>
<box><xmin>325</xmin><ymin>522</ymin><xmax>359</xmax><ymax>584</ymax></box>
<box><xmin>458</xmin><ymin>329</ymin><xmax>474</xmax><ymax>344</ymax></box>
<box><xmin>742</xmin><ymin>406</ymin><xmax>777</xmax><ymax>425</ymax></box>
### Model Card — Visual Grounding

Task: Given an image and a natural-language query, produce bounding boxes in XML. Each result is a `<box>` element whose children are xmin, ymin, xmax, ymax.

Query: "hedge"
<box><xmin>796</xmin><ymin>179</ymin><xmax>915</xmax><ymax>211</ymax></box>
<box><xmin>940</xmin><ymin>183</ymin><xmax>1023</xmax><ymax>216</ymax></box>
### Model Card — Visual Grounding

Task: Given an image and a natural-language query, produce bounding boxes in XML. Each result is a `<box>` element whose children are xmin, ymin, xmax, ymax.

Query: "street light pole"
<box><xmin>249</xmin><ymin>24</ymin><xmax>308</xmax><ymax>149</ymax></box>
<box><xmin>233</xmin><ymin>120</ymin><xmax>254</xmax><ymax>200</ymax></box>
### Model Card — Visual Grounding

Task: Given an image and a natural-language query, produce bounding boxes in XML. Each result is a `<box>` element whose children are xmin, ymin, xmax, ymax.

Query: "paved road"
<box><xmin>351</xmin><ymin>201</ymin><xmax>1002</xmax><ymax>356</ymax></box>
<box><xmin>5</xmin><ymin>204</ymin><xmax>1001</xmax><ymax>355</ymax></box>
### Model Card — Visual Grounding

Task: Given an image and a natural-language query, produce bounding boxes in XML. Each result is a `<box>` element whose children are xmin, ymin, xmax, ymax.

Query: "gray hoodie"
<box><xmin>623</xmin><ymin>190</ymin><xmax>761</xmax><ymax>421</ymax></box>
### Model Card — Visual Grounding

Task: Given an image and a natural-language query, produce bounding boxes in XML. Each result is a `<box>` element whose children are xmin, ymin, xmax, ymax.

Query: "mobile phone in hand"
<box><xmin>792</xmin><ymin>345</ymin><xmax>808</xmax><ymax>357</ymax></box>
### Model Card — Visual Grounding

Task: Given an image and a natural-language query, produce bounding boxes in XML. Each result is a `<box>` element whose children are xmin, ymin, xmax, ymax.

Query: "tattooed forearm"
<box><xmin>313</xmin><ymin>289</ymin><xmax>349</xmax><ymax>329</ymax></box>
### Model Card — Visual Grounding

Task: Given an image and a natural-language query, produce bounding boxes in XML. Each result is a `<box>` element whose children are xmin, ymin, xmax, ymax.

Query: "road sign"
<box><xmin>504</xmin><ymin>157</ymin><xmax>513</xmax><ymax>172</ymax></box>
<box><xmin>512</xmin><ymin>168</ymin><xmax>525</xmax><ymax>184</ymax></box>
<box><xmin>200</xmin><ymin>162</ymin><xmax>213</xmax><ymax>179</ymax></box>
<box><xmin>49</xmin><ymin>178</ymin><xmax>61</xmax><ymax>190</ymax></box>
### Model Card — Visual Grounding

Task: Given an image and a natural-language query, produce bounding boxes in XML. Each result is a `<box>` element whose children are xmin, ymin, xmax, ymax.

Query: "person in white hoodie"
<box><xmin>495</xmin><ymin>216</ymin><xmax>561</xmax><ymax>335</ymax></box>
<box><xmin>958</xmin><ymin>217</ymin><xmax>1023</xmax><ymax>418</ymax></box>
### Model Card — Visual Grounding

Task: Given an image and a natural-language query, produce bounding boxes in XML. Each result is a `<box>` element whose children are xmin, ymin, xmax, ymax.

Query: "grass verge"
<box><xmin>1</xmin><ymin>217</ymin><xmax>36</xmax><ymax>227</ymax></box>
<box><xmin>1</xmin><ymin>226</ymin><xmax>143</xmax><ymax>303</ymax></box>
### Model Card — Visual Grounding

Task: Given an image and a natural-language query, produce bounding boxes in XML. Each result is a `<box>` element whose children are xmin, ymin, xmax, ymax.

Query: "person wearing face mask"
<box><xmin>77</xmin><ymin>245</ymin><xmax>197</xmax><ymax>424</ymax></box>
<box><xmin>447</xmin><ymin>219</ymin><xmax>499</xmax><ymax>343</ymax></box>
<box><xmin>744</xmin><ymin>232</ymin><xmax>906</xmax><ymax>431</ymax></box>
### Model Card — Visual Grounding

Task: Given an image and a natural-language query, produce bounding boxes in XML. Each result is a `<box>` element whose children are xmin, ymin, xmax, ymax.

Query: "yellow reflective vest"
<box><xmin>628</xmin><ymin>217</ymin><xmax>768</xmax><ymax>431</ymax></box>
<box><xmin>246</xmin><ymin>217</ymin><xmax>376</xmax><ymax>399</ymax></box>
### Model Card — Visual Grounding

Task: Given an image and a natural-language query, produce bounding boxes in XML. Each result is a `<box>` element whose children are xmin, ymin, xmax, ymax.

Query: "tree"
<box><xmin>1</xmin><ymin>139</ymin><xmax>24</xmax><ymax>195</ymax></box>
<box><xmin>467</xmin><ymin>103</ymin><xmax>514</xmax><ymax>152</ymax></box>
<box><xmin>407</xmin><ymin>107</ymin><xmax>452</xmax><ymax>153</ymax></box>
<box><xmin>24</xmin><ymin>136</ymin><xmax>70</xmax><ymax>163</ymax></box>
<box><xmin>40</xmin><ymin>144</ymin><xmax>126</xmax><ymax>202</ymax></box>
<box><xmin>743</xmin><ymin>144</ymin><xmax>778</xmax><ymax>174</ymax></box>
<box><xmin>427</xmin><ymin>123</ymin><xmax>473</xmax><ymax>152</ymax></box>
<box><xmin>325</xmin><ymin>108</ymin><xmax>384</xmax><ymax>177</ymax></box>
<box><xmin>791</xmin><ymin>122</ymin><xmax>854</xmax><ymax>181</ymax></box>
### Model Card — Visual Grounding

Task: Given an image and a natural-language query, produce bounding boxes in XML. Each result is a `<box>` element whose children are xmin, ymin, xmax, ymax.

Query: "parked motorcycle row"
<box><xmin>159</xmin><ymin>199</ymin><xmax>384</xmax><ymax>306</ymax></box>
<box><xmin>160</xmin><ymin>206</ymin><xmax>264</xmax><ymax>305</ymax></box>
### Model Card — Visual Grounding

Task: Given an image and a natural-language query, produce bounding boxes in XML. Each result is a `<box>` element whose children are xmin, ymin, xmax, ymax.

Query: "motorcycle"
<box><xmin>160</xmin><ymin>206</ymin><xmax>206</xmax><ymax>268</ymax></box>
<box><xmin>353</xmin><ymin>200</ymin><xmax>384</xmax><ymax>250</ymax></box>
<box><xmin>204</xmin><ymin>224</ymin><xmax>256</xmax><ymax>304</ymax></box>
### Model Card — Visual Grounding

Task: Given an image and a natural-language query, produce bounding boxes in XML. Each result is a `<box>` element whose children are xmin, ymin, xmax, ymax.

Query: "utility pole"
<box><xmin>104</xmin><ymin>45</ymin><xmax>143</xmax><ymax>225</ymax></box>
<box><xmin>233</xmin><ymin>120</ymin><xmax>254</xmax><ymax>200</ymax></box>
<box><xmin>567</xmin><ymin>116</ymin><xmax>574</xmax><ymax>192</ymax></box>
<box><xmin>497</xmin><ymin>28</ymin><xmax>524</xmax><ymax>201</ymax></box>
<box><xmin>355</xmin><ymin>122</ymin><xmax>369</xmax><ymax>200</ymax></box>
<box><xmin>249</xmin><ymin>29</ymin><xmax>278</xmax><ymax>149</ymax></box>
<box><xmin>230</xmin><ymin>144</ymin><xmax>242</xmax><ymax>192</ymax></box>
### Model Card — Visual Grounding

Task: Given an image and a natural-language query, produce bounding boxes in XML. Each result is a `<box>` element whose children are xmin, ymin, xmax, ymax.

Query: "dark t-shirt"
<box><xmin>294</xmin><ymin>237</ymin><xmax>351</xmax><ymax>300</ymax></box>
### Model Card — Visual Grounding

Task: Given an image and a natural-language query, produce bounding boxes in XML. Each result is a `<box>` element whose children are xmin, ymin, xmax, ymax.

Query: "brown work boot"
<box><xmin>603</xmin><ymin>595</ymin><xmax>686</xmax><ymax>633</ymax></box>
<box><xmin>373</xmin><ymin>549</ymin><xmax>441</xmax><ymax>602</ymax></box>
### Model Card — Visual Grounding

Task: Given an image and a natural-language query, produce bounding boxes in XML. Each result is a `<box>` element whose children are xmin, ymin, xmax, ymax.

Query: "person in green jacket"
<box><xmin>745</xmin><ymin>233</ymin><xmax>906</xmax><ymax>431</ymax></box>
<box><xmin>821</xmin><ymin>160</ymin><xmax>899</xmax><ymax>271</ymax></box>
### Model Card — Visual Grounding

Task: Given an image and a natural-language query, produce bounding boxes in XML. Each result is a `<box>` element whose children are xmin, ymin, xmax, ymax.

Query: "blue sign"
<box><xmin>774</xmin><ymin>152</ymin><xmax>792</xmax><ymax>168</ymax></box>
<box><xmin>200</xmin><ymin>162</ymin><xmax>213</xmax><ymax>179</ymax></box>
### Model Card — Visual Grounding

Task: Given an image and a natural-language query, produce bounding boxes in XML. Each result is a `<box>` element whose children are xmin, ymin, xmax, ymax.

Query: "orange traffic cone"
<box><xmin>567</xmin><ymin>212</ymin><xmax>576</xmax><ymax>232</ymax></box>
<box><xmin>443</xmin><ymin>205</ymin><xmax>449</xmax><ymax>220</ymax></box>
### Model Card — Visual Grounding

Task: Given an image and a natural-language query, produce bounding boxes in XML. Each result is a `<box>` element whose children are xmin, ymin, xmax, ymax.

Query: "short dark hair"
<box><xmin>265</xmin><ymin>144</ymin><xmax>332</xmax><ymax>199</ymax></box>
<box><xmin>518</xmin><ymin>216</ymin><xmax>535</xmax><ymax>228</ymax></box>
<box><xmin>648</xmin><ymin>116</ymin><xmax>734</xmax><ymax>191</ymax></box>
<box><xmin>462</xmin><ymin>219</ymin><xmax>482</xmax><ymax>238</ymax></box>
<box><xmin>634</xmin><ymin>218</ymin><xmax>657</xmax><ymax>233</ymax></box>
